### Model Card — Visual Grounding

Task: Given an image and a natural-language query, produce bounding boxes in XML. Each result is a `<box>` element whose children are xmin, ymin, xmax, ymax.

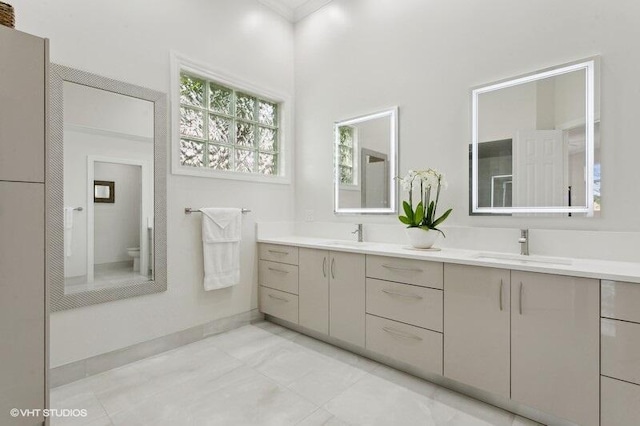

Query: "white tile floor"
<box><xmin>50</xmin><ymin>322</ymin><xmax>543</xmax><ymax>426</ymax></box>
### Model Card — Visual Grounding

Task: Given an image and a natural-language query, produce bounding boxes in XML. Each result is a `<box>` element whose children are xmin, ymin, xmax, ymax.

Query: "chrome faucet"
<box><xmin>519</xmin><ymin>229</ymin><xmax>529</xmax><ymax>256</ymax></box>
<box><xmin>352</xmin><ymin>224</ymin><xmax>363</xmax><ymax>242</ymax></box>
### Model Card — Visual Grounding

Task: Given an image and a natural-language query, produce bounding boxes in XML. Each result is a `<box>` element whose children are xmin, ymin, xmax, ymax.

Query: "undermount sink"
<box><xmin>327</xmin><ymin>240</ymin><xmax>370</xmax><ymax>248</ymax></box>
<box><xmin>474</xmin><ymin>252</ymin><xmax>573</xmax><ymax>266</ymax></box>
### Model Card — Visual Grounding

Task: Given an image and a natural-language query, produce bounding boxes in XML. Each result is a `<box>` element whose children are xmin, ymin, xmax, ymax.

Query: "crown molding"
<box><xmin>258</xmin><ymin>0</ymin><xmax>333</xmax><ymax>23</ymax></box>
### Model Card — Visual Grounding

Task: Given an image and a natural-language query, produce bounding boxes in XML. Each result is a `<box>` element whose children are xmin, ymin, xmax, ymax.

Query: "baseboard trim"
<box><xmin>50</xmin><ymin>309</ymin><xmax>264</xmax><ymax>388</ymax></box>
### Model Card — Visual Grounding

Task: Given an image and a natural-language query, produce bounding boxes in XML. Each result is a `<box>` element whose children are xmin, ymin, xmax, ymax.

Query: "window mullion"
<box><xmin>254</xmin><ymin>99</ymin><xmax>259</xmax><ymax>173</ymax></box>
<box><xmin>203</xmin><ymin>83</ymin><xmax>210</xmax><ymax>167</ymax></box>
<box><xmin>230</xmin><ymin>90</ymin><xmax>237</xmax><ymax>172</ymax></box>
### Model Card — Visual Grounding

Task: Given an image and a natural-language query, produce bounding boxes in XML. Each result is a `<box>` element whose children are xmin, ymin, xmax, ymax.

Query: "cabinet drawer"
<box><xmin>366</xmin><ymin>314</ymin><xmax>442</xmax><ymax>376</ymax></box>
<box><xmin>602</xmin><ymin>318</ymin><xmax>640</xmax><ymax>385</ymax></box>
<box><xmin>602</xmin><ymin>280</ymin><xmax>640</xmax><ymax>323</ymax></box>
<box><xmin>259</xmin><ymin>260</ymin><xmax>298</xmax><ymax>294</ymax></box>
<box><xmin>366</xmin><ymin>278</ymin><xmax>442</xmax><ymax>331</ymax></box>
<box><xmin>601</xmin><ymin>376</ymin><xmax>640</xmax><ymax>426</ymax></box>
<box><xmin>260</xmin><ymin>287</ymin><xmax>299</xmax><ymax>324</ymax></box>
<box><xmin>259</xmin><ymin>244</ymin><xmax>299</xmax><ymax>265</ymax></box>
<box><xmin>366</xmin><ymin>255</ymin><xmax>443</xmax><ymax>289</ymax></box>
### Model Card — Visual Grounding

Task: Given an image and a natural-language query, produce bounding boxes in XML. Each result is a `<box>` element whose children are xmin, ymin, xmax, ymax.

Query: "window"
<box><xmin>337</xmin><ymin>126</ymin><xmax>356</xmax><ymax>185</ymax></box>
<box><xmin>178</xmin><ymin>72</ymin><xmax>280</xmax><ymax>175</ymax></box>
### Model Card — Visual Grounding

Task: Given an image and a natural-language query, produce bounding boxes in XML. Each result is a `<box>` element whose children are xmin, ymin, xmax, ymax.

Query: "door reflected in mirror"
<box><xmin>334</xmin><ymin>108</ymin><xmax>398</xmax><ymax>214</ymax></box>
<box><xmin>470</xmin><ymin>59</ymin><xmax>599</xmax><ymax>215</ymax></box>
<box><xmin>63</xmin><ymin>82</ymin><xmax>154</xmax><ymax>294</ymax></box>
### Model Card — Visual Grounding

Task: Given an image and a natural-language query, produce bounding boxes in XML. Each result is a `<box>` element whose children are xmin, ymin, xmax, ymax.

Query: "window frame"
<box><xmin>170</xmin><ymin>52</ymin><xmax>292</xmax><ymax>184</ymax></box>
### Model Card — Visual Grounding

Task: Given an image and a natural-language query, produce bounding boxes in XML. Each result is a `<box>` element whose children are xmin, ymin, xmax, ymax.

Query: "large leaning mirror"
<box><xmin>49</xmin><ymin>64</ymin><xmax>167</xmax><ymax>311</ymax></box>
<box><xmin>334</xmin><ymin>107</ymin><xmax>398</xmax><ymax>214</ymax></box>
<box><xmin>470</xmin><ymin>58</ymin><xmax>599</xmax><ymax>216</ymax></box>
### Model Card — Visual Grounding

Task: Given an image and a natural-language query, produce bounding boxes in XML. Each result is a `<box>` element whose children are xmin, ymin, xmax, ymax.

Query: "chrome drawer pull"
<box><xmin>519</xmin><ymin>282</ymin><xmax>524</xmax><ymax>315</ymax></box>
<box><xmin>268</xmin><ymin>294</ymin><xmax>289</xmax><ymax>302</ymax></box>
<box><xmin>381</xmin><ymin>264</ymin><xmax>423</xmax><ymax>273</ymax></box>
<box><xmin>382</xmin><ymin>327</ymin><xmax>423</xmax><ymax>341</ymax></box>
<box><xmin>382</xmin><ymin>289</ymin><xmax>423</xmax><ymax>300</ymax></box>
<box><xmin>268</xmin><ymin>249</ymin><xmax>289</xmax><ymax>255</ymax></box>
<box><xmin>322</xmin><ymin>257</ymin><xmax>327</xmax><ymax>278</ymax></box>
<box><xmin>331</xmin><ymin>258</ymin><xmax>335</xmax><ymax>279</ymax></box>
<box><xmin>268</xmin><ymin>267</ymin><xmax>289</xmax><ymax>274</ymax></box>
<box><xmin>499</xmin><ymin>279</ymin><xmax>504</xmax><ymax>311</ymax></box>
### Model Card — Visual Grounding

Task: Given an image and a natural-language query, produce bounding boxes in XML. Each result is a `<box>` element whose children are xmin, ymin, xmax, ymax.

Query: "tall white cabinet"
<box><xmin>0</xmin><ymin>25</ymin><xmax>48</xmax><ymax>426</ymax></box>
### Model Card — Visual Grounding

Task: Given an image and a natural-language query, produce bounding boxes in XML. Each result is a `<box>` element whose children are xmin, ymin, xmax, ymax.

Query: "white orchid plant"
<box><xmin>397</xmin><ymin>169</ymin><xmax>453</xmax><ymax>236</ymax></box>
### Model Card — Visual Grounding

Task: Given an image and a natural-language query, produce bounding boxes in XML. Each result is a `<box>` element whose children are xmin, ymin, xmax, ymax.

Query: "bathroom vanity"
<box><xmin>258</xmin><ymin>238</ymin><xmax>640</xmax><ymax>426</ymax></box>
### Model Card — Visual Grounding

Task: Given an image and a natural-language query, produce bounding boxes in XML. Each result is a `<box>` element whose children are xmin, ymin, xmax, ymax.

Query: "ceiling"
<box><xmin>258</xmin><ymin>0</ymin><xmax>334</xmax><ymax>22</ymax></box>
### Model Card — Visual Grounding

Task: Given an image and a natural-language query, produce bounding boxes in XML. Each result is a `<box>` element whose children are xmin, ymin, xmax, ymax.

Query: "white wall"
<box><xmin>94</xmin><ymin>162</ymin><xmax>142</xmax><ymax>265</ymax></box>
<box><xmin>13</xmin><ymin>0</ymin><xmax>295</xmax><ymax>366</ymax></box>
<box><xmin>295</xmin><ymin>0</ymin><xmax>640</xmax><ymax>231</ymax></box>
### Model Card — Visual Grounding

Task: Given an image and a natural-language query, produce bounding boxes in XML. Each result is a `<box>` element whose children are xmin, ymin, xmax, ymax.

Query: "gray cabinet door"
<box><xmin>299</xmin><ymin>248</ymin><xmax>329</xmax><ymax>334</ymax></box>
<box><xmin>329</xmin><ymin>251</ymin><xmax>365</xmax><ymax>347</ymax></box>
<box><xmin>0</xmin><ymin>26</ymin><xmax>46</xmax><ymax>183</ymax></box>
<box><xmin>511</xmin><ymin>271</ymin><xmax>599</xmax><ymax>426</ymax></box>
<box><xmin>0</xmin><ymin>182</ymin><xmax>45</xmax><ymax>425</ymax></box>
<box><xmin>444</xmin><ymin>264</ymin><xmax>510</xmax><ymax>398</ymax></box>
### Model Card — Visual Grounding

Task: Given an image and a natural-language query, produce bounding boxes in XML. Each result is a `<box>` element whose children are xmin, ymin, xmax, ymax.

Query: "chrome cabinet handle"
<box><xmin>382</xmin><ymin>327</ymin><xmax>423</xmax><ymax>341</ymax></box>
<box><xmin>331</xmin><ymin>258</ymin><xmax>335</xmax><ymax>279</ymax></box>
<box><xmin>382</xmin><ymin>264</ymin><xmax>423</xmax><ymax>273</ymax></box>
<box><xmin>519</xmin><ymin>282</ymin><xmax>524</xmax><ymax>315</ymax></box>
<box><xmin>268</xmin><ymin>267</ymin><xmax>289</xmax><ymax>274</ymax></box>
<box><xmin>382</xmin><ymin>289</ymin><xmax>423</xmax><ymax>300</ymax></box>
<box><xmin>268</xmin><ymin>249</ymin><xmax>288</xmax><ymax>255</ymax></box>
<box><xmin>268</xmin><ymin>294</ymin><xmax>288</xmax><ymax>302</ymax></box>
<box><xmin>322</xmin><ymin>257</ymin><xmax>327</xmax><ymax>278</ymax></box>
<box><xmin>499</xmin><ymin>279</ymin><xmax>504</xmax><ymax>311</ymax></box>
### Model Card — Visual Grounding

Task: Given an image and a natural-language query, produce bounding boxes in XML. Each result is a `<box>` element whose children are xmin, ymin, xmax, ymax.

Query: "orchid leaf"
<box><xmin>426</xmin><ymin>201</ymin><xmax>435</xmax><ymax>224</ymax></box>
<box><xmin>402</xmin><ymin>201</ymin><xmax>414</xmax><ymax>222</ymax></box>
<box><xmin>433</xmin><ymin>227</ymin><xmax>446</xmax><ymax>237</ymax></box>
<box><xmin>432</xmin><ymin>208</ymin><xmax>453</xmax><ymax>228</ymax></box>
<box><xmin>414</xmin><ymin>202</ymin><xmax>425</xmax><ymax>224</ymax></box>
<box><xmin>398</xmin><ymin>215</ymin><xmax>412</xmax><ymax>225</ymax></box>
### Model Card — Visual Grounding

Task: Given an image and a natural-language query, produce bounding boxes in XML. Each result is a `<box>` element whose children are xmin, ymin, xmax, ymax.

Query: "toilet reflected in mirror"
<box><xmin>63</xmin><ymin>81</ymin><xmax>154</xmax><ymax>294</ymax></box>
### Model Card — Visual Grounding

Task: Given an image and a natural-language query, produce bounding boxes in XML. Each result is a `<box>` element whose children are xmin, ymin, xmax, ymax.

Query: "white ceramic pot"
<box><xmin>405</xmin><ymin>227</ymin><xmax>440</xmax><ymax>249</ymax></box>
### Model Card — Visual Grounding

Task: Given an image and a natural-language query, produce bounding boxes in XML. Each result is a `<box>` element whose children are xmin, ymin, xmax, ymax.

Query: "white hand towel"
<box><xmin>200</xmin><ymin>208</ymin><xmax>242</xmax><ymax>290</ymax></box>
<box><xmin>64</xmin><ymin>207</ymin><xmax>74</xmax><ymax>257</ymax></box>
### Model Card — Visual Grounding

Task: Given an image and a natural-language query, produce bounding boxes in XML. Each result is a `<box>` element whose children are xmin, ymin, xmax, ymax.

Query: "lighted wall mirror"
<box><xmin>334</xmin><ymin>107</ymin><xmax>398</xmax><ymax>214</ymax></box>
<box><xmin>48</xmin><ymin>64</ymin><xmax>167</xmax><ymax>311</ymax></box>
<box><xmin>470</xmin><ymin>58</ymin><xmax>600</xmax><ymax>216</ymax></box>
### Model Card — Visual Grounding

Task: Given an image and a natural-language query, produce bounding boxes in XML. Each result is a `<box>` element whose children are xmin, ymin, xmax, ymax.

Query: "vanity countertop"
<box><xmin>257</xmin><ymin>236</ymin><xmax>640</xmax><ymax>284</ymax></box>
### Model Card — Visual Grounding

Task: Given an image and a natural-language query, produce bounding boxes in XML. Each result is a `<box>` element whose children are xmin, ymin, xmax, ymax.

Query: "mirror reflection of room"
<box><xmin>474</xmin><ymin>67</ymin><xmax>600</xmax><ymax>212</ymax></box>
<box><xmin>63</xmin><ymin>82</ymin><xmax>155</xmax><ymax>294</ymax></box>
<box><xmin>337</xmin><ymin>113</ymin><xmax>392</xmax><ymax>210</ymax></box>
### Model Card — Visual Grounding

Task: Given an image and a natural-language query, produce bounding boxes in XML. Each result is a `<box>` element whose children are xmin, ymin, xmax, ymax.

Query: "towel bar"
<box><xmin>185</xmin><ymin>207</ymin><xmax>251</xmax><ymax>214</ymax></box>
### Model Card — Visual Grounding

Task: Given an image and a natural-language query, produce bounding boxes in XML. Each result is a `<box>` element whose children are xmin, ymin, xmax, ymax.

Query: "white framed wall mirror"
<box><xmin>470</xmin><ymin>58</ymin><xmax>600</xmax><ymax>216</ymax></box>
<box><xmin>49</xmin><ymin>65</ymin><xmax>168</xmax><ymax>311</ymax></box>
<box><xmin>334</xmin><ymin>107</ymin><xmax>398</xmax><ymax>214</ymax></box>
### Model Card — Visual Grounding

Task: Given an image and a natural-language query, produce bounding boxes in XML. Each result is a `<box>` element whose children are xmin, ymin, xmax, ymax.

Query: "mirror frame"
<box><xmin>470</xmin><ymin>58</ymin><xmax>597</xmax><ymax>216</ymax></box>
<box><xmin>48</xmin><ymin>64</ymin><xmax>168</xmax><ymax>311</ymax></box>
<box><xmin>334</xmin><ymin>107</ymin><xmax>399</xmax><ymax>215</ymax></box>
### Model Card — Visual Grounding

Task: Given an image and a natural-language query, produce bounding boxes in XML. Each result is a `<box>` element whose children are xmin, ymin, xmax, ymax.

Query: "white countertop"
<box><xmin>257</xmin><ymin>236</ymin><xmax>640</xmax><ymax>284</ymax></box>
